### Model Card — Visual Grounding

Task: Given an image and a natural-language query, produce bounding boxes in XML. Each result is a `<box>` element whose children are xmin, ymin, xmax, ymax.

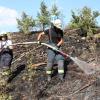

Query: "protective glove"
<box><xmin>57</xmin><ymin>45</ymin><xmax>60</xmax><ymax>49</ymax></box>
<box><xmin>52</xmin><ymin>45</ymin><xmax>60</xmax><ymax>51</ymax></box>
<box><xmin>37</xmin><ymin>40</ymin><xmax>41</xmax><ymax>45</ymax></box>
<box><xmin>52</xmin><ymin>47</ymin><xmax>58</xmax><ymax>51</ymax></box>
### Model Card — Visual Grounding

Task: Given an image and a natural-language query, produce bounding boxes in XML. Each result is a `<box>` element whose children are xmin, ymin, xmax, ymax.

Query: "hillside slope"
<box><xmin>0</xmin><ymin>30</ymin><xmax>100</xmax><ymax>100</ymax></box>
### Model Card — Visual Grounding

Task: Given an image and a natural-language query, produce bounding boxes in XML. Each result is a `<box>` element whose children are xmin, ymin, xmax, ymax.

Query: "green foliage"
<box><xmin>37</xmin><ymin>1</ymin><xmax>50</xmax><ymax>31</ymax></box>
<box><xmin>69</xmin><ymin>6</ymin><xmax>100</xmax><ymax>37</ymax></box>
<box><xmin>17</xmin><ymin>12</ymin><xmax>35</xmax><ymax>34</ymax></box>
<box><xmin>51</xmin><ymin>4</ymin><xmax>61</xmax><ymax>17</ymax></box>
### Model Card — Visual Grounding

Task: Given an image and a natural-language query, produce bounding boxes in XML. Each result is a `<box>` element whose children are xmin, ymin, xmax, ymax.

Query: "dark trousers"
<box><xmin>0</xmin><ymin>53</ymin><xmax>13</xmax><ymax>67</ymax></box>
<box><xmin>0</xmin><ymin>52</ymin><xmax>13</xmax><ymax>86</ymax></box>
<box><xmin>46</xmin><ymin>45</ymin><xmax>65</xmax><ymax>76</ymax></box>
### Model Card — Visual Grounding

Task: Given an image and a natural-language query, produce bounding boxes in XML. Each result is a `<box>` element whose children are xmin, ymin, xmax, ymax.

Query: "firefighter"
<box><xmin>37</xmin><ymin>18</ymin><xmax>65</xmax><ymax>81</ymax></box>
<box><xmin>0</xmin><ymin>34</ymin><xmax>13</xmax><ymax>86</ymax></box>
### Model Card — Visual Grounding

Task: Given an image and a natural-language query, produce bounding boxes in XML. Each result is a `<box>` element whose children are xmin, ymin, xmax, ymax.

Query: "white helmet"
<box><xmin>53</xmin><ymin>19</ymin><xmax>62</xmax><ymax>29</ymax></box>
<box><xmin>50</xmin><ymin>15</ymin><xmax>62</xmax><ymax>29</ymax></box>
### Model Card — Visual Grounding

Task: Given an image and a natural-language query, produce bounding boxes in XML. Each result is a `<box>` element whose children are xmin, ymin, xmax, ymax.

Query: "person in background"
<box><xmin>37</xmin><ymin>18</ymin><xmax>65</xmax><ymax>81</ymax></box>
<box><xmin>0</xmin><ymin>34</ymin><xmax>13</xmax><ymax>86</ymax></box>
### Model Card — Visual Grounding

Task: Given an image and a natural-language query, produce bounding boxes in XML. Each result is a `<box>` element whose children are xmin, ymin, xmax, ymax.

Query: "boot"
<box><xmin>47</xmin><ymin>75</ymin><xmax>51</xmax><ymax>82</ymax></box>
<box><xmin>59</xmin><ymin>74</ymin><xmax>64</xmax><ymax>81</ymax></box>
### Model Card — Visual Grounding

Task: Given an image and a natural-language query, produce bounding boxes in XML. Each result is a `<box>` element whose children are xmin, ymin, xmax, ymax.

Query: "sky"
<box><xmin>0</xmin><ymin>0</ymin><xmax>100</xmax><ymax>33</ymax></box>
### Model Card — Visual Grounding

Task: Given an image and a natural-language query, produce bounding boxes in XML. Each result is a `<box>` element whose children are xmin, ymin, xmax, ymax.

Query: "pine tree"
<box><xmin>69</xmin><ymin>6</ymin><xmax>100</xmax><ymax>37</ymax></box>
<box><xmin>51</xmin><ymin>4</ymin><xmax>60</xmax><ymax>17</ymax></box>
<box><xmin>17</xmin><ymin>12</ymin><xmax>35</xmax><ymax>34</ymax></box>
<box><xmin>37</xmin><ymin>1</ymin><xmax>50</xmax><ymax>31</ymax></box>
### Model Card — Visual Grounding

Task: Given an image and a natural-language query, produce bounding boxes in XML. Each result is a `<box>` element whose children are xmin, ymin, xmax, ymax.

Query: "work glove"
<box><xmin>52</xmin><ymin>47</ymin><xmax>58</xmax><ymax>51</ymax></box>
<box><xmin>37</xmin><ymin>40</ymin><xmax>41</xmax><ymax>45</ymax></box>
<box><xmin>52</xmin><ymin>45</ymin><xmax>60</xmax><ymax>51</ymax></box>
<box><xmin>57</xmin><ymin>45</ymin><xmax>60</xmax><ymax>49</ymax></box>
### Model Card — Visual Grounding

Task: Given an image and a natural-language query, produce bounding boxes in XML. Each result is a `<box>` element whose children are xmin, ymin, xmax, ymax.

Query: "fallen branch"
<box><xmin>69</xmin><ymin>80</ymin><xmax>95</xmax><ymax>97</ymax></box>
<box><xmin>31</xmin><ymin>62</ymin><xmax>46</xmax><ymax>68</ymax></box>
<box><xmin>54</xmin><ymin>80</ymin><xmax>96</xmax><ymax>99</ymax></box>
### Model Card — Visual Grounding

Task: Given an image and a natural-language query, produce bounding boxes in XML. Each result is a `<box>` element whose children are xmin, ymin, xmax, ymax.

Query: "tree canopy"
<box><xmin>69</xmin><ymin>6</ymin><xmax>100</xmax><ymax>37</ymax></box>
<box><xmin>51</xmin><ymin>4</ymin><xmax>61</xmax><ymax>17</ymax></box>
<box><xmin>37</xmin><ymin>1</ymin><xmax>50</xmax><ymax>31</ymax></box>
<box><xmin>17</xmin><ymin>12</ymin><xmax>35</xmax><ymax>34</ymax></box>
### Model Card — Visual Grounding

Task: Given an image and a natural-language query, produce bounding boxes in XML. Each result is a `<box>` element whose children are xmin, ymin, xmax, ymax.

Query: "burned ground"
<box><xmin>0</xmin><ymin>30</ymin><xmax>100</xmax><ymax>100</ymax></box>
